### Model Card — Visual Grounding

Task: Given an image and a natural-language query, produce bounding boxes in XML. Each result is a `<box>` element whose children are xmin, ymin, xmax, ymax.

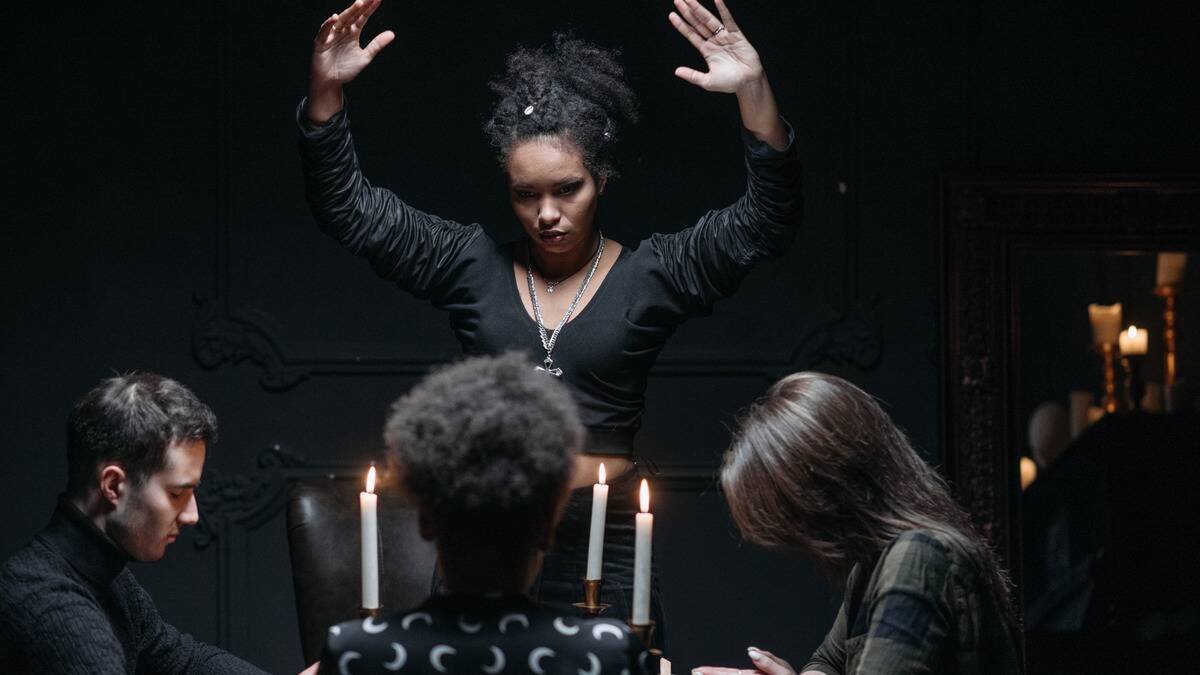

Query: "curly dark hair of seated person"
<box><xmin>383</xmin><ymin>352</ymin><xmax>582</xmax><ymax>551</ymax></box>
<box><xmin>484</xmin><ymin>33</ymin><xmax>639</xmax><ymax>180</ymax></box>
<box><xmin>66</xmin><ymin>373</ymin><xmax>218</xmax><ymax>496</ymax></box>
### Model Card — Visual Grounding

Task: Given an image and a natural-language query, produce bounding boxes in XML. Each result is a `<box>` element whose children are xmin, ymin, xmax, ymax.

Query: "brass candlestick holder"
<box><xmin>573</xmin><ymin>578</ymin><xmax>610</xmax><ymax>617</ymax></box>
<box><xmin>1123</xmin><ymin>355</ymin><xmax>1146</xmax><ymax>412</ymax></box>
<box><xmin>359</xmin><ymin>606</ymin><xmax>383</xmax><ymax>619</ymax></box>
<box><xmin>1099</xmin><ymin>342</ymin><xmax>1119</xmax><ymax>413</ymax></box>
<box><xmin>627</xmin><ymin>620</ymin><xmax>661</xmax><ymax>656</ymax></box>
<box><xmin>1155</xmin><ymin>284</ymin><xmax>1179</xmax><ymax>406</ymax></box>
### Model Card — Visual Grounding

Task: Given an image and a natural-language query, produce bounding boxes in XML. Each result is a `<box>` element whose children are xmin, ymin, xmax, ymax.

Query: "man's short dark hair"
<box><xmin>66</xmin><ymin>373</ymin><xmax>217</xmax><ymax>495</ymax></box>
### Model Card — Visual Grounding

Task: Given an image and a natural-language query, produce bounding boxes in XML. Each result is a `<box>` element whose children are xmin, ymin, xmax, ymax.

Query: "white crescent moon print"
<box><xmin>401</xmin><ymin>612</ymin><xmax>432</xmax><ymax>630</ymax></box>
<box><xmin>578</xmin><ymin>651</ymin><xmax>601</xmax><ymax>675</ymax></box>
<box><xmin>362</xmin><ymin>616</ymin><xmax>388</xmax><ymax>634</ymax></box>
<box><xmin>553</xmin><ymin>617</ymin><xmax>580</xmax><ymax>635</ymax></box>
<box><xmin>382</xmin><ymin>643</ymin><xmax>406</xmax><ymax>671</ymax></box>
<box><xmin>528</xmin><ymin>646</ymin><xmax>556</xmax><ymax>675</ymax></box>
<box><xmin>457</xmin><ymin>615</ymin><xmax>483</xmax><ymax>633</ymax></box>
<box><xmin>482</xmin><ymin>645</ymin><xmax>506</xmax><ymax>675</ymax></box>
<box><xmin>429</xmin><ymin>645</ymin><xmax>456</xmax><ymax>673</ymax></box>
<box><xmin>499</xmin><ymin>613</ymin><xmax>530</xmax><ymax>633</ymax></box>
<box><xmin>337</xmin><ymin>651</ymin><xmax>361</xmax><ymax>675</ymax></box>
<box><xmin>592</xmin><ymin>623</ymin><xmax>624</xmax><ymax>641</ymax></box>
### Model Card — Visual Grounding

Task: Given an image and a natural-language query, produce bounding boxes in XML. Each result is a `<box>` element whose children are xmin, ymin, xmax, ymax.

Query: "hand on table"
<box><xmin>693</xmin><ymin>646</ymin><xmax>797</xmax><ymax>675</ymax></box>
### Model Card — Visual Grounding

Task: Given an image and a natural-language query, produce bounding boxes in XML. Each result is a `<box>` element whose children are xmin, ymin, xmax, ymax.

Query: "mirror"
<box><xmin>942</xmin><ymin>176</ymin><xmax>1200</xmax><ymax>674</ymax></box>
<box><xmin>1016</xmin><ymin>249</ymin><xmax>1199</xmax><ymax>673</ymax></box>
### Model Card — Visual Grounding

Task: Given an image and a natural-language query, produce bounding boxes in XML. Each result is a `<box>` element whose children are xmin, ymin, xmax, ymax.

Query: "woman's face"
<box><xmin>506</xmin><ymin>135</ymin><xmax>604</xmax><ymax>257</ymax></box>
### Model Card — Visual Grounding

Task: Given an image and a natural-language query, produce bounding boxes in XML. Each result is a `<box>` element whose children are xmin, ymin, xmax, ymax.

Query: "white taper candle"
<box><xmin>632</xmin><ymin>479</ymin><xmax>653</xmax><ymax>625</ymax></box>
<box><xmin>1118</xmin><ymin>325</ymin><xmax>1148</xmax><ymax>355</ymax></box>
<box><xmin>1157</xmin><ymin>252</ymin><xmax>1187</xmax><ymax>287</ymax></box>
<box><xmin>586</xmin><ymin>463</ymin><xmax>609</xmax><ymax>581</ymax></box>
<box><xmin>1088</xmin><ymin>303</ymin><xmax>1123</xmax><ymax>346</ymax></box>
<box><xmin>360</xmin><ymin>465</ymin><xmax>380</xmax><ymax>609</ymax></box>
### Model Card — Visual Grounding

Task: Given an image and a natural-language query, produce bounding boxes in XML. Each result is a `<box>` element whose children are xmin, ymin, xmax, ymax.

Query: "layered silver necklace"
<box><xmin>527</xmin><ymin>232</ymin><xmax>606</xmax><ymax>377</ymax></box>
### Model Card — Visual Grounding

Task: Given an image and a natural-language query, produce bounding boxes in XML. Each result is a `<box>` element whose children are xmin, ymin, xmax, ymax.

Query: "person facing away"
<box><xmin>694</xmin><ymin>372</ymin><xmax>1022</xmax><ymax>675</ymax></box>
<box><xmin>0</xmin><ymin>373</ymin><xmax>268</xmax><ymax>674</ymax></box>
<box><xmin>312</xmin><ymin>353</ymin><xmax>654</xmax><ymax>675</ymax></box>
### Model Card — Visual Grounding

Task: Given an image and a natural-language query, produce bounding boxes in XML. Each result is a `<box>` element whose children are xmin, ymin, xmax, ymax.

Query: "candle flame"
<box><xmin>1127</xmin><ymin>325</ymin><xmax>1138</xmax><ymax>337</ymax></box>
<box><xmin>639</xmin><ymin>479</ymin><xmax>650</xmax><ymax>513</ymax></box>
<box><xmin>366</xmin><ymin>465</ymin><xmax>376</xmax><ymax>494</ymax></box>
<box><xmin>599</xmin><ymin>462</ymin><xmax>606</xmax><ymax>485</ymax></box>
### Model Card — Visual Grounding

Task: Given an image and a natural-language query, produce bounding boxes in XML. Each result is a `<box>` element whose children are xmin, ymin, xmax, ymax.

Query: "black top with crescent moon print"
<box><xmin>316</xmin><ymin>593</ymin><xmax>654</xmax><ymax>675</ymax></box>
<box><xmin>298</xmin><ymin>101</ymin><xmax>803</xmax><ymax>454</ymax></box>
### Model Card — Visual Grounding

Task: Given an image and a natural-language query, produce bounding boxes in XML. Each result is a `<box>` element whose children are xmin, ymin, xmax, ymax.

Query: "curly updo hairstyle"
<box><xmin>384</xmin><ymin>352</ymin><xmax>582</xmax><ymax>562</ymax></box>
<box><xmin>485</xmin><ymin>33</ymin><xmax>639</xmax><ymax>180</ymax></box>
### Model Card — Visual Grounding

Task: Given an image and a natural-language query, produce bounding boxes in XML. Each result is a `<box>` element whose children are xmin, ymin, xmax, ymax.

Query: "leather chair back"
<box><xmin>287</xmin><ymin>477</ymin><xmax>437</xmax><ymax>664</ymax></box>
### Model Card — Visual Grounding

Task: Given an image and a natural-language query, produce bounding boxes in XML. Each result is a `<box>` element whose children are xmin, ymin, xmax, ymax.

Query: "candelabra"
<box><xmin>1098</xmin><ymin>342</ymin><xmax>1120</xmax><ymax>413</ymax></box>
<box><xmin>1154</xmin><ymin>284</ymin><xmax>1179</xmax><ymax>408</ymax></box>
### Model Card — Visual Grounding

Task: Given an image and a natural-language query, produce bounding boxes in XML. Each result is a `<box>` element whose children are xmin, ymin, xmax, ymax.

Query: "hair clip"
<box><xmin>523</xmin><ymin>105</ymin><xmax>535</xmax><ymax>116</ymax></box>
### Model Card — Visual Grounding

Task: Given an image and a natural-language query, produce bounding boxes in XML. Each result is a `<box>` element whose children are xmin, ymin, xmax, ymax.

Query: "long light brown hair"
<box><xmin>721</xmin><ymin>372</ymin><xmax>1015</xmax><ymax>622</ymax></box>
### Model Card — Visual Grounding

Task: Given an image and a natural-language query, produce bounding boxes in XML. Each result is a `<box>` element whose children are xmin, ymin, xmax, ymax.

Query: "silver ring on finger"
<box><xmin>712</xmin><ymin>24</ymin><xmax>725</xmax><ymax>36</ymax></box>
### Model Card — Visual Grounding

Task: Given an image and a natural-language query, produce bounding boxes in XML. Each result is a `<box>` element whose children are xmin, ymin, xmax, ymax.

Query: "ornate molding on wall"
<box><xmin>191</xmin><ymin>293</ymin><xmax>884</xmax><ymax>390</ymax></box>
<box><xmin>194</xmin><ymin>444</ymin><xmax>309</xmax><ymax>549</ymax></box>
<box><xmin>192</xmin><ymin>296</ymin><xmax>310</xmax><ymax>391</ymax></box>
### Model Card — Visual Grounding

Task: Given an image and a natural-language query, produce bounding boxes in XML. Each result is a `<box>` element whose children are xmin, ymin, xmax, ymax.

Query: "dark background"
<box><xmin>4</xmin><ymin>1</ymin><xmax>1199</xmax><ymax>672</ymax></box>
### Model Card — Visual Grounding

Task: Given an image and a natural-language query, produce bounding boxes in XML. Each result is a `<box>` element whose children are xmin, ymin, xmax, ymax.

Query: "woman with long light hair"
<box><xmin>698</xmin><ymin>372</ymin><xmax>1021</xmax><ymax>675</ymax></box>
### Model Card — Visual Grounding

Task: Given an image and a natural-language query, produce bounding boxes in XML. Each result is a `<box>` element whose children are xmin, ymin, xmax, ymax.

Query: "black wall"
<box><xmin>5</xmin><ymin>1</ymin><xmax>1199</xmax><ymax>672</ymax></box>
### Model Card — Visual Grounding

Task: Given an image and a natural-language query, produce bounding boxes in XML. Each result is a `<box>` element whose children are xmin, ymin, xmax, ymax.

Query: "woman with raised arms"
<box><xmin>298</xmin><ymin>0</ymin><xmax>803</xmax><ymax>645</ymax></box>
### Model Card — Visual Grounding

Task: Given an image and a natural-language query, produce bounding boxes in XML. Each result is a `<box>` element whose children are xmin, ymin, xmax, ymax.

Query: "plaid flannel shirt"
<box><xmin>803</xmin><ymin>529</ymin><xmax>1022</xmax><ymax>675</ymax></box>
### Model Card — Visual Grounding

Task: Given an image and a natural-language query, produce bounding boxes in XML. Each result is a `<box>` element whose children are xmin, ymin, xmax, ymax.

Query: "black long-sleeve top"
<box><xmin>317</xmin><ymin>593</ymin><xmax>655</xmax><ymax>675</ymax></box>
<box><xmin>298</xmin><ymin>101</ymin><xmax>803</xmax><ymax>454</ymax></box>
<box><xmin>0</xmin><ymin>498</ymin><xmax>267</xmax><ymax>675</ymax></box>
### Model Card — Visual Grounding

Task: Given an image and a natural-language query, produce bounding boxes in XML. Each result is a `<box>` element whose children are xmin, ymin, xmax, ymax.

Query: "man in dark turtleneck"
<box><xmin>0</xmin><ymin>374</ymin><xmax>267</xmax><ymax>674</ymax></box>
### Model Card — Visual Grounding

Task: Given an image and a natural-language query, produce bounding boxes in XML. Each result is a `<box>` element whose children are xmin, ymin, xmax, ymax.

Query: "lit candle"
<box><xmin>1156</xmin><ymin>252</ymin><xmax>1187</xmax><ymax>287</ymax></box>
<box><xmin>1020</xmin><ymin>456</ymin><xmax>1038</xmax><ymax>490</ymax></box>
<box><xmin>632</xmin><ymin>479</ymin><xmax>653</xmax><ymax>625</ymax></box>
<box><xmin>360</xmin><ymin>465</ymin><xmax>380</xmax><ymax>609</ymax></box>
<box><xmin>585</xmin><ymin>463</ymin><xmax>609</xmax><ymax>581</ymax></box>
<box><xmin>1118</xmin><ymin>325</ymin><xmax>1148</xmax><ymax>355</ymax></box>
<box><xmin>1088</xmin><ymin>303</ymin><xmax>1123</xmax><ymax>346</ymax></box>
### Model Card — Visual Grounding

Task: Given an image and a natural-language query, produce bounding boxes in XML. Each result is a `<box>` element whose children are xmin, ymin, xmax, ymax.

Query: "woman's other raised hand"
<box><xmin>307</xmin><ymin>0</ymin><xmax>394</xmax><ymax>123</ymax></box>
<box><xmin>667</xmin><ymin>0</ymin><xmax>787</xmax><ymax>149</ymax></box>
<box><xmin>668</xmin><ymin>0</ymin><xmax>761</xmax><ymax>94</ymax></box>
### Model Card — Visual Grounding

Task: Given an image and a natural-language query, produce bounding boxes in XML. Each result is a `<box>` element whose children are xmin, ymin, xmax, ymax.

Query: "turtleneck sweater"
<box><xmin>0</xmin><ymin>497</ymin><xmax>267</xmax><ymax>674</ymax></box>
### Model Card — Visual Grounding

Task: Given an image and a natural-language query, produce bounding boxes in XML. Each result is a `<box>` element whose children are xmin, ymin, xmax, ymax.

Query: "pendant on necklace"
<box><xmin>535</xmin><ymin>356</ymin><xmax>563</xmax><ymax>377</ymax></box>
<box><xmin>546</xmin><ymin>281</ymin><xmax>559</xmax><ymax>293</ymax></box>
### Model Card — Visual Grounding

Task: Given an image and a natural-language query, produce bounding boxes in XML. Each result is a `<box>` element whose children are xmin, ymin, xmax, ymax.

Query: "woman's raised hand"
<box><xmin>668</xmin><ymin>0</ymin><xmax>762</xmax><ymax>93</ymax></box>
<box><xmin>307</xmin><ymin>0</ymin><xmax>394</xmax><ymax>122</ymax></box>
